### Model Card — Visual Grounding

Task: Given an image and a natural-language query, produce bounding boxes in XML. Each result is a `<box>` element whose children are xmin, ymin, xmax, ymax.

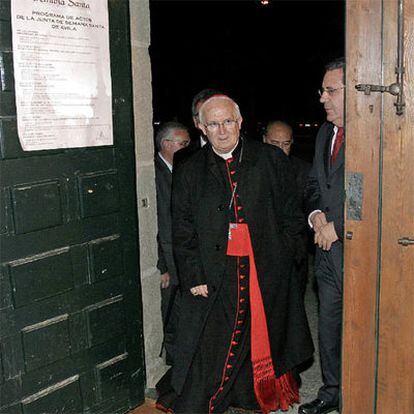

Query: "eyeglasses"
<box><xmin>165</xmin><ymin>139</ymin><xmax>190</xmax><ymax>148</ymax></box>
<box><xmin>204</xmin><ymin>119</ymin><xmax>238</xmax><ymax>132</ymax></box>
<box><xmin>318</xmin><ymin>86</ymin><xmax>345</xmax><ymax>97</ymax></box>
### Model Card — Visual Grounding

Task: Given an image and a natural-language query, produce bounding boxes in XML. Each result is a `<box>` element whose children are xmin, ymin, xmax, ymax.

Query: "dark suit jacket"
<box><xmin>290</xmin><ymin>155</ymin><xmax>311</xmax><ymax>266</ymax></box>
<box><xmin>173</xmin><ymin>135</ymin><xmax>204</xmax><ymax>169</ymax></box>
<box><xmin>305</xmin><ymin>122</ymin><xmax>345</xmax><ymax>276</ymax></box>
<box><xmin>155</xmin><ymin>155</ymin><xmax>178</xmax><ymax>284</ymax></box>
<box><xmin>290</xmin><ymin>155</ymin><xmax>311</xmax><ymax>210</ymax></box>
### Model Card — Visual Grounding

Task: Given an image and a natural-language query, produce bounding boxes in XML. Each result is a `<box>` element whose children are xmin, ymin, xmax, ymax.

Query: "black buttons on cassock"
<box><xmin>325</xmin><ymin>207</ymin><xmax>330</xmax><ymax>212</ymax></box>
<box><xmin>327</xmin><ymin>184</ymin><xmax>331</xmax><ymax>189</ymax></box>
<box><xmin>217</xmin><ymin>204</ymin><xmax>224</xmax><ymax>211</ymax></box>
<box><xmin>215</xmin><ymin>244</ymin><xmax>221</xmax><ymax>251</ymax></box>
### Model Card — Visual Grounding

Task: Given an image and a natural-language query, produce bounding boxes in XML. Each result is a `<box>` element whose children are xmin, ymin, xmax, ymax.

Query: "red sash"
<box><xmin>227</xmin><ymin>223</ymin><xmax>298</xmax><ymax>413</ymax></box>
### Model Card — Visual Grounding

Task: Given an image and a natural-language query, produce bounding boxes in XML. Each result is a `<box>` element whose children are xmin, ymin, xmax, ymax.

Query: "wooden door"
<box><xmin>376</xmin><ymin>0</ymin><xmax>414</xmax><ymax>412</ymax></box>
<box><xmin>344</xmin><ymin>1</ymin><xmax>414</xmax><ymax>413</ymax></box>
<box><xmin>0</xmin><ymin>1</ymin><xmax>145</xmax><ymax>413</ymax></box>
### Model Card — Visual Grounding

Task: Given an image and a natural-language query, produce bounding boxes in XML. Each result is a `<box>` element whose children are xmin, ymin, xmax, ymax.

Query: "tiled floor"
<box><xmin>129</xmin><ymin>398</ymin><xmax>158</xmax><ymax>414</ymax></box>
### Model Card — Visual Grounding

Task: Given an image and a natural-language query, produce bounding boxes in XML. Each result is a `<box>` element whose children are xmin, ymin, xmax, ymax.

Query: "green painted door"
<box><xmin>0</xmin><ymin>1</ymin><xmax>145</xmax><ymax>413</ymax></box>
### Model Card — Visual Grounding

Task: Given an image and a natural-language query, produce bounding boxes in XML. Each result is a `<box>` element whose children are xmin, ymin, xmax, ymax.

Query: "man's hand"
<box><xmin>314</xmin><ymin>221</ymin><xmax>338</xmax><ymax>251</ymax></box>
<box><xmin>160</xmin><ymin>272</ymin><xmax>170</xmax><ymax>289</ymax></box>
<box><xmin>190</xmin><ymin>284</ymin><xmax>208</xmax><ymax>298</ymax></box>
<box><xmin>310</xmin><ymin>211</ymin><xmax>328</xmax><ymax>232</ymax></box>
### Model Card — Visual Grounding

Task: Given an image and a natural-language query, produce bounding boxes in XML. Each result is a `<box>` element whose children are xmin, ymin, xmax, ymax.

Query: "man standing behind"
<box><xmin>154</xmin><ymin>121</ymin><xmax>190</xmax><ymax>365</ymax></box>
<box><xmin>264</xmin><ymin>120</ymin><xmax>311</xmax><ymax>295</ymax></box>
<box><xmin>173</xmin><ymin>88</ymin><xmax>222</xmax><ymax>168</ymax></box>
<box><xmin>299</xmin><ymin>58</ymin><xmax>345</xmax><ymax>414</ymax></box>
<box><xmin>263</xmin><ymin>120</ymin><xmax>311</xmax><ymax>209</ymax></box>
<box><xmin>156</xmin><ymin>95</ymin><xmax>313</xmax><ymax>414</ymax></box>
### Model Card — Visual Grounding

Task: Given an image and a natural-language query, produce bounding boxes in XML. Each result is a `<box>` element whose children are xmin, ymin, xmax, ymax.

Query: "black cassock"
<box><xmin>156</xmin><ymin>138</ymin><xmax>313</xmax><ymax>414</ymax></box>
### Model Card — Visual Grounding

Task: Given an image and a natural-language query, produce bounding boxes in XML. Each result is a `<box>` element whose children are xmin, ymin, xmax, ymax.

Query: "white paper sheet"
<box><xmin>11</xmin><ymin>0</ymin><xmax>113</xmax><ymax>150</ymax></box>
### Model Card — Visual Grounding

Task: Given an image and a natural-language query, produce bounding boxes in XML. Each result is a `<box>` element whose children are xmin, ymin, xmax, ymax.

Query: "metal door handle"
<box><xmin>398</xmin><ymin>237</ymin><xmax>414</xmax><ymax>246</ymax></box>
<box><xmin>355</xmin><ymin>83</ymin><xmax>400</xmax><ymax>96</ymax></box>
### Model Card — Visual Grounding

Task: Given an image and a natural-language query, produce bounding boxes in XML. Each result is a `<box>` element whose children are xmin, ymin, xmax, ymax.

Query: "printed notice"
<box><xmin>11</xmin><ymin>0</ymin><xmax>113</xmax><ymax>150</ymax></box>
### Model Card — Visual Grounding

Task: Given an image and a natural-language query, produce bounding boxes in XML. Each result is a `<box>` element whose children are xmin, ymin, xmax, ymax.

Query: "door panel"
<box><xmin>343</xmin><ymin>1</ymin><xmax>382</xmax><ymax>412</ymax></box>
<box><xmin>0</xmin><ymin>1</ymin><xmax>145</xmax><ymax>413</ymax></box>
<box><xmin>344</xmin><ymin>1</ymin><xmax>414</xmax><ymax>412</ymax></box>
<box><xmin>377</xmin><ymin>0</ymin><xmax>414</xmax><ymax>412</ymax></box>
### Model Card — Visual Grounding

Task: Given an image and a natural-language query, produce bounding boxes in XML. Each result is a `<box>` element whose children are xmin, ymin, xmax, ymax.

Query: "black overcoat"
<box><xmin>171</xmin><ymin>137</ymin><xmax>314</xmax><ymax>394</ymax></box>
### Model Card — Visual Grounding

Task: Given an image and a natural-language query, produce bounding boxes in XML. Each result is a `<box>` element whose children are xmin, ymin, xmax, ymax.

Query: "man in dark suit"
<box><xmin>173</xmin><ymin>88</ymin><xmax>222</xmax><ymax>168</ymax></box>
<box><xmin>299</xmin><ymin>58</ymin><xmax>345</xmax><ymax>414</ymax></box>
<box><xmin>263</xmin><ymin>120</ymin><xmax>311</xmax><ymax>295</ymax></box>
<box><xmin>263</xmin><ymin>120</ymin><xmax>311</xmax><ymax>207</ymax></box>
<box><xmin>156</xmin><ymin>95</ymin><xmax>313</xmax><ymax>414</ymax></box>
<box><xmin>154</xmin><ymin>121</ymin><xmax>190</xmax><ymax>365</ymax></box>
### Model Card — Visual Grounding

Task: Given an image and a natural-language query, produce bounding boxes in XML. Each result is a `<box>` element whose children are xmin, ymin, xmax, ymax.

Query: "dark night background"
<box><xmin>149</xmin><ymin>0</ymin><xmax>345</xmax><ymax>160</ymax></box>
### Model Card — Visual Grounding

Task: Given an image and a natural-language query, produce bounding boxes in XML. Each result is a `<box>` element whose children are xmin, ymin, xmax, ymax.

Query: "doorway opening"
<box><xmin>146</xmin><ymin>0</ymin><xmax>345</xmax><ymax>411</ymax></box>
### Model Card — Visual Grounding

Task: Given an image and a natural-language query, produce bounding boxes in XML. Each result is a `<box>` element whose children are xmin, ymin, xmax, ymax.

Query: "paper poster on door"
<box><xmin>11</xmin><ymin>0</ymin><xmax>113</xmax><ymax>151</ymax></box>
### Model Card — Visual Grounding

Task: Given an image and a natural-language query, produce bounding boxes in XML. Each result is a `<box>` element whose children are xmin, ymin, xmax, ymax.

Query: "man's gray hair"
<box><xmin>198</xmin><ymin>95</ymin><xmax>241</xmax><ymax>124</ymax></box>
<box><xmin>155</xmin><ymin>121</ymin><xmax>188</xmax><ymax>151</ymax></box>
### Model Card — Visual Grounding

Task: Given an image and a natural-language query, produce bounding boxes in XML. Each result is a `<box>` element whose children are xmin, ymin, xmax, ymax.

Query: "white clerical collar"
<box><xmin>200</xmin><ymin>135</ymin><xmax>208</xmax><ymax>147</ymax></box>
<box><xmin>158</xmin><ymin>152</ymin><xmax>173</xmax><ymax>172</ymax></box>
<box><xmin>212</xmin><ymin>140</ymin><xmax>239</xmax><ymax>160</ymax></box>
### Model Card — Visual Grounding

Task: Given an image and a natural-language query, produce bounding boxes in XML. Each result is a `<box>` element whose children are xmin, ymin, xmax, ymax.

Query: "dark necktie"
<box><xmin>331</xmin><ymin>127</ymin><xmax>344</xmax><ymax>164</ymax></box>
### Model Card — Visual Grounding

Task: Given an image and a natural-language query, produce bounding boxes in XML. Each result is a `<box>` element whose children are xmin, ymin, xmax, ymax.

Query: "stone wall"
<box><xmin>129</xmin><ymin>0</ymin><xmax>167</xmax><ymax>388</ymax></box>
